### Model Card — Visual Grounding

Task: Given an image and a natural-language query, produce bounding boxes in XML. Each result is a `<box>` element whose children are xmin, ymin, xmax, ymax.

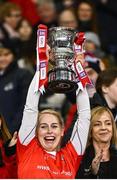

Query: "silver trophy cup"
<box><xmin>48</xmin><ymin>27</ymin><xmax>78</xmax><ymax>93</ymax></box>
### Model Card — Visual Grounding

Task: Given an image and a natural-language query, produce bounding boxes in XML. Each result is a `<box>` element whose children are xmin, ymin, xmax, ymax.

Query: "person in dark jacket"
<box><xmin>76</xmin><ymin>0</ymin><xmax>98</xmax><ymax>33</ymax></box>
<box><xmin>76</xmin><ymin>106</ymin><xmax>117</xmax><ymax>179</ymax></box>
<box><xmin>0</xmin><ymin>41</ymin><xmax>33</xmax><ymax>134</ymax></box>
<box><xmin>0</xmin><ymin>2</ymin><xmax>22</xmax><ymax>57</ymax></box>
<box><xmin>0</xmin><ymin>113</ymin><xmax>17</xmax><ymax>178</ymax></box>
<box><xmin>91</xmin><ymin>68</ymin><xmax>117</xmax><ymax>122</ymax></box>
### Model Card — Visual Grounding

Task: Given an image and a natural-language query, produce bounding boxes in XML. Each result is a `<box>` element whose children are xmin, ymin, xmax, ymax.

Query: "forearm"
<box><xmin>19</xmin><ymin>72</ymin><xmax>41</xmax><ymax>145</ymax></box>
<box><xmin>70</xmin><ymin>88</ymin><xmax>91</xmax><ymax>155</ymax></box>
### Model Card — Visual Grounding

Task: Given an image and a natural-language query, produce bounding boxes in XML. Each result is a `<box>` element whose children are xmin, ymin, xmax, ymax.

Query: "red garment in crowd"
<box><xmin>0</xmin><ymin>139</ymin><xmax>17</xmax><ymax>179</ymax></box>
<box><xmin>17</xmin><ymin>137</ymin><xmax>82</xmax><ymax>179</ymax></box>
<box><xmin>8</xmin><ymin>0</ymin><xmax>40</xmax><ymax>25</ymax></box>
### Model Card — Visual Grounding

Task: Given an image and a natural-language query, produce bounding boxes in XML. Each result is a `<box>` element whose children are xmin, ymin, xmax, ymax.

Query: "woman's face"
<box><xmin>103</xmin><ymin>78</ymin><xmax>117</xmax><ymax>107</ymax></box>
<box><xmin>37</xmin><ymin>2</ymin><xmax>56</xmax><ymax>23</ymax></box>
<box><xmin>77</xmin><ymin>2</ymin><xmax>93</xmax><ymax>21</ymax></box>
<box><xmin>0</xmin><ymin>49</ymin><xmax>14</xmax><ymax>70</ymax></box>
<box><xmin>5</xmin><ymin>10</ymin><xmax>22</xmax><ymax>29</ymax></box>
<box><xmin>85</xmin><ymin>41</ymin><xmax>96</xmax><ymax>52</ymax></box>
<box><xmin>92</xmin><ymin>112</ymin><xmax>112</xmax><ymax>144</ymax></box>
<box><xmin>59</xmin><ymin>10</ymin><xmax>78</xmax><ymax>29</ymax></box>
<box><xmin>37</xmin><ymin>113</ymin><xmax>64</xmax><ymax>152</ymax></box>
<box><xmin>18</xmin><ymin>20</ymin><xmax>32</xmax><ymax>40</ymax></box>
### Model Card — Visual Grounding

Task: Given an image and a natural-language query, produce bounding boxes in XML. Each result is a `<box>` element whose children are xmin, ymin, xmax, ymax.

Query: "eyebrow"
<box><xmin>95</xmin><ymin>120</ymin><xmax>111</xmax><ymax>123</ymax></box>
<box><xmin>105</xmin><ymin>120</ymin><xmax>112</xmax><ymax>122</ymax></box>
<box><xmin>39</xmin><ymin>123</ymin><xmax>59</xmax><ymax>126</ymax></box>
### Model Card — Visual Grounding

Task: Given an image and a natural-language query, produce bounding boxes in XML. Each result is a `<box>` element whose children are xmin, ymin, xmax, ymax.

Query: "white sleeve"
<box><xmin>19</xmin><ymin>72</ymin><xmax>41</xmax><ymax>145</ymax></box>
<box><xmin>70</xmin><ymin>88</ymin><xmax>91</xmax><ymax>155</ymax></box>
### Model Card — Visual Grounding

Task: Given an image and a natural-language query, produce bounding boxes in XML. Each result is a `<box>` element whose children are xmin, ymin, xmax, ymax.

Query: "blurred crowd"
<box><xmin>0</xmin><ymin>0</ymin><xmax>117</xmax><ymax>178</ymax></box>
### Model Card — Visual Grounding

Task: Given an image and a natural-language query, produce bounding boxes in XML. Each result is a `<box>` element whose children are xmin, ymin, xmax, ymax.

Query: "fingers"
<box><xmin>47</xmin><ymin>44</ymin><xmax>51</xmax><ymax>51</ymax></box>
<box><xmin>9</xmin><ymin>131</ymin><xmax>18</xmax><ymax>147</ymax></box>
<box><xmin>46</xmin><ymin>44</ymin><xmax>51</xmax><ymax>61</ymax></box>
<box><xmin>91</xmin><ymin>150</ymin><xmax>103</xmax><ymax>175</ymax></box>
<box><xmin>12</xmin><ymin>131</ymin><xmax>18</xmax><ymax>140</ymax></box>
<box><xmin>75</xmin><ymin>54</ymin><xmax>85</xmax><ymax>65</ymax></box>
<box><xmin>94</xmin><ymin>151</ymin><xmax>103</xmax><ymax>164</ymax></box>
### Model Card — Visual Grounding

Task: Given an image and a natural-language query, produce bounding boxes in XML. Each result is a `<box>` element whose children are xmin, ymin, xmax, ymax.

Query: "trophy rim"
<box><xmin>49</xmin><ymin>26</ymin><xmax>76</xmax><ymax>32</ymax></box>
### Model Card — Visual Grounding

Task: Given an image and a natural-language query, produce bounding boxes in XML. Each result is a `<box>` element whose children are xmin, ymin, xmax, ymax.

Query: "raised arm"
<box><xmin>70</xmin><ymin>87</ymin><xmax>90</xmax><ymax>155</ymax></box>
<box><xmin>19</xmin><ymin>72</ymin><xmax>41</xmax><ymax>145</ymax></box>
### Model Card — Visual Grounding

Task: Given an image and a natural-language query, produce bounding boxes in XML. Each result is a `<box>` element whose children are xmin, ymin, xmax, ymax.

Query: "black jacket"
<box><xmin>0</xmin><ymin>61</ymin><xmax>33</xmax><ymax>134</ymax></box>
<box><xmin>91</xmin><ymin>93</ymin><xmax>117</xmax><ymax>122</ymax></box>
<box><xmin>76</xmin><ymin>145</ymin><xmax>117</xmax><ymax>179</ymax></box>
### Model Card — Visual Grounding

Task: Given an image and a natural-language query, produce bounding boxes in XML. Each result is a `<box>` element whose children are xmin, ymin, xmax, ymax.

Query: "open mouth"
<box><xmin>44</xmin><ymin>136</ymin><xmax>55</xmax><ymax>142</ymax></box>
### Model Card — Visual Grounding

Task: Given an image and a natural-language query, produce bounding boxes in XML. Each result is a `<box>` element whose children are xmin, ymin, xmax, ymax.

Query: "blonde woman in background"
<box><xmin>76</xmin><ymin>106</ymin><xmax>117</xmax><ymax>179</ymax></box>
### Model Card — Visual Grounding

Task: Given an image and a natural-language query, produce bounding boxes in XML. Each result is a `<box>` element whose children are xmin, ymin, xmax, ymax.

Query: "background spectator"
<box><xmin>91</xmin><ymin>68</ymin><xmax>117</xmax><ymax>122</ymax></box>
<box><xmin>0</xmin><ymin>2</ymin><xmax>22</xmax><ymax>42</ymax></box>
<box><xmin>85</xmin><ymin>32</ymin><xmax>104</xmax><ymax>58</ymax></box>
<box><xmin>34</xmin><ymin>0</ymin><xmax>58</xmax><ymax>29</ymax></box>
<box><xmin>58</xmin><ymin>8</ymin><xmax>78</xmax><ymax>30</ymax></box>
<box><xmin>8</xmin><ymin>0</ymin><xmax>40</xmax><ymax>26</ymax></box>
<box><xmin>0</xmin><ymin>113</ymin><xmax>17</xmax><ymax>178</ymax></box>
<box><xmin>76</xmin><ymin>0</ymin><xmax>98</xmax><ymax>33</ymax></box>
<box><xmin>85</xmin><ymin>31</ymin><xmax>110</xmax><ymax>69</ymax></box>
<box><xmin>16</xmin><ymin>18</ymin><xmax>36</xmax><ymax>73</ymax></box>
<box><xmin>76</xmin><ymin>106</ymin><xmax>117</xmax><ymax>178</ymax></box>
<box><xmin>94</xmin><ymin>0</ymin><xmax>117</xmax><ymax>64</ymax></box>
<box><xmin>0</xmin><ymin>41</ymin><xmax>33</xmax><ymax>134</ymax></box>
<box><xmin>84</xmin><ymin>53</ymin><xmax>101</xmax><ymax>98</ymax></box>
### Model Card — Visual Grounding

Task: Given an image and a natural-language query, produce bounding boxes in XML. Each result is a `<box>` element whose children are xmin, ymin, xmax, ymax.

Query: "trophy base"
<box><xmin>48</xmin><ymin>68</ymin><xmax>78</xmax><ymax>93</ymax></box>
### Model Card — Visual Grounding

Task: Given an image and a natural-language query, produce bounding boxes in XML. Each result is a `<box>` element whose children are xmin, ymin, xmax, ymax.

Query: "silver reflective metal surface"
<box><xmin>48</xmin><ymin>27</ymin><xmax>77</xmax><ymax>93</ymax></box>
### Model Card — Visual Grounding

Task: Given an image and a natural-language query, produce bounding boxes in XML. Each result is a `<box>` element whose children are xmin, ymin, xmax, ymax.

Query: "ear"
<box><xmin>102</xmin><ymin>85</ymin><xmax>108</xmax><ymax>94</ymax></box>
